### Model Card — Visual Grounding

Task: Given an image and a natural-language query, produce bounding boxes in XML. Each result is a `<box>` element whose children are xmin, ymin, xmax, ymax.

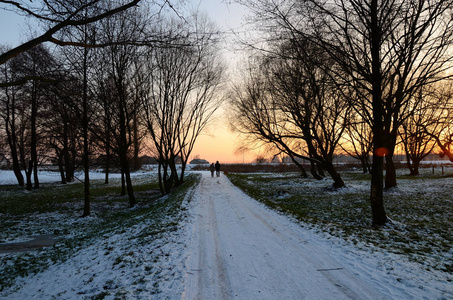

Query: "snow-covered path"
<box><xmin>1</xmin><ymin>170</ymin><xmax>450</xmax><ymax>299</ymax></box>
<box><xmin>183</xmin><ymin>172</ymin><xmax>390</xmax><ymax>300</ymax></box>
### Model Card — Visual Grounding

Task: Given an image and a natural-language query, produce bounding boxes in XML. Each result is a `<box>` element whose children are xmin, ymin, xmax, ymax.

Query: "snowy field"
<box><xmin>0</xmin><ymin>167</ymin><xmax>161</xmax><ymax>185</ymax></box>
<box><xmin>0</xmin><ymin>168</ymin><xmax>452</xmax><ymax>299</ymax></box>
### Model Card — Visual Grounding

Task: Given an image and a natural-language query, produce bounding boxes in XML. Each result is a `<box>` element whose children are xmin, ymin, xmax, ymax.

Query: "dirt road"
<box><xmin>183</xmin><ymin>172</ymin><xmax>390</xmax><ymax>299</ymax></box>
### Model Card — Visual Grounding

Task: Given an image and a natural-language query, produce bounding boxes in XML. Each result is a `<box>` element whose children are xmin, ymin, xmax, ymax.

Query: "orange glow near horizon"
<box><xmin>191</xmin><ymin>120</ymin><xmax>256</xmax><ymax>164</ymax></box>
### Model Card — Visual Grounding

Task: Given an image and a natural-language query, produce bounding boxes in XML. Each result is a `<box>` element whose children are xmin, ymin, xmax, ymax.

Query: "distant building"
<box><xmin>140</xmin><ymin>155</ymin><xmax>158</xmax><ymax>165</ymax></box>
<box><xmin>190</xmin><ymin>158</ymin><xmax>209</xmax><ymax>165</ymax></box>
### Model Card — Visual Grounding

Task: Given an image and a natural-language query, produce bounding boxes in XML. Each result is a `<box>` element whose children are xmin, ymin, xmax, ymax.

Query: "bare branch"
<box><xmin>0</xmin><ymin>0</ymin><xmax>143</xmax><ymax>65</ymax></box>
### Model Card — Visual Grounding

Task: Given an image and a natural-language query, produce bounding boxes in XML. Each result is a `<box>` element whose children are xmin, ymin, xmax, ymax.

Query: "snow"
<box><xmin>183</xmin><ymin>173</ymin><xmax>451</xmax><ymax>299</ymax></box>
<box><xmin>0</xmin><ymin>170</ymin><xmax>110</xmax><ymax>185</ymax></box>
<box><xmin>0</xmin><ymin>170</ymin><xmax>452</xmax><ymax>299</ymax></box>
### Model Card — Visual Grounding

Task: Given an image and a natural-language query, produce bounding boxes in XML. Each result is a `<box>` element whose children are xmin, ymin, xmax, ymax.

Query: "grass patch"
<box><xmin>0</xmin><ymin>172</ymin><xmax>200</xmax><ymax>292</ymax></box>
<box><xmin>227</xmin><ymin>169</ymin><xmax>453</xmax><ymax>273</ymax></box>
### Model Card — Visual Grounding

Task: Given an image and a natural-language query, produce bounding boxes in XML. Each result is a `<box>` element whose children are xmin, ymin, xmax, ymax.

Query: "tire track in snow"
<box><xmin>184</xmin><ymin>172</ymin><xmax>390</xmax><ymax>299</ymax></box>
<box><xmin>225</xmin><ymin>185</ymin><xmax>374</xmax><ymax>299</ymax></box>
<box><xmin>207</xmin><ymin>187</ymin><xmax>233</xmax><ymax>299</ymax></box>
<box><xmin>185</xmin><ymin>177</ymin><xmax>233</xmax><ymax>300</ymax></box>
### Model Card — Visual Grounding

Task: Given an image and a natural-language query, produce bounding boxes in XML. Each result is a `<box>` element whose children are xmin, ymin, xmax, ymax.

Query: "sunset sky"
<box><xmin>187</xmin><ymin>0</ymin><xmax>256</xmax><ymax>163</ymax></box>
<box><xmin>0</xmin><ymin>0</ymin><xmax>256</xmax><ymax>163</ymax></box>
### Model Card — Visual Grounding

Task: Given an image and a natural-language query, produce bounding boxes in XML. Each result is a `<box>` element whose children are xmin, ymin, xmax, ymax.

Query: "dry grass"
<box><xmin>227</xmin><ymin>168</ymin><xmax>453</xmax><ymax>274</ymax></box>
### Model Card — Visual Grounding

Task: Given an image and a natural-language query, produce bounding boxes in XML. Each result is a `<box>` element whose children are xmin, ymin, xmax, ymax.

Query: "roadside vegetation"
<box><xmin>0</xmin><ymin>173</ymin><xmax>200</xmax><ymax>293</ymax></box>
<box><xmin>227</xmin><ymin>167</ymin><xmax>453</xmax><ymax>274</ymax></box>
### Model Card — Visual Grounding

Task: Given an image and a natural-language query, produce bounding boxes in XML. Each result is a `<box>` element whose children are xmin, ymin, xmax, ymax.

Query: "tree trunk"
<box><xmin>82</xmin><ymin>152</ymin><xmax>90</xmax><ymax>217</ymax></box>
<box><xmin>361</xmin><ymin>158</ymin><xmax>367</xmax><ymax>173</ymax></box>
<box><xmin>121</xmin><ymin>169</ymin><xmax>126</xmax><ymax>196</ymax></box>
<box><xmin>405</xmin><ymin>152</ymin><xmax>415</xmax><ymax>175</ymax></box>
<box><xmin>133</xmin><ymin>108</ymin><xmax>140</xmax><ymax>171</ymax></box>
<box><xmin>370</xmin><ymin>154</ymin><xmax>387</xmax><ymax>225</ymax></box>
<box><xmin>5</xmin><ymin>116</ymin><xmax>24</xmax><ymax>186</ymax></box>
<box><xmin>385</xmin><ymin>137</ymin><xmax>397</xmax><ymax>188</ymax></box>
<box><xmin>31</xmin><ymin>80</ymin><xmax>39</xmax><ymax>189</ymax></box>
<box><xmin>411</xmin><ymin>159</ymin><xmax>420</xmax><ymax>176</ymax></box>
<box><xmin>104</xmin><ymin>153</ymin><xmax>110</xmax><ymax>185</ymax></box>
<box><xmin>385</xmin><ymin>153</ymin><xmax>397</xmax><ymax>189</ymax></box>
<box><xmin>289</xmin><ymin>156</ymin><xmax>307</xmax><ymax>178</ymax></box>
<box><xmin>162</xmin><ymin>160</ymin><xmax>174</xmax><ymax>194</ymax></box>
<box><xmin>118</xmin><ymin>95</ymin><xmax>135</xmax><ymax>206</ymax></box>
<box><xmin>103</xmin><ymin>98</ymin><xmax>111</xmax><ymax>185</ymax></box>
<box><xmin>19</xmin><ymin>137</ymin><xmax>30</xmax><ymax>190</ymax></box>
<box><xmin>63</xmin><ymin>121</ymin><xmax>74</xmax><ymax>182</ymax></box>
<box><xmin>12</xmin><ymin>159</ymin><xmax>24</xmax><ymax>186</ymax></box>
<box><xmin>316</xmin><ymin>163</ymin><xmax>325</xmax><ymax>177</ymax></box>
<box><xmin>310</xmin><ymin>161</ymin><xmax>323</xmax><ymax>180</ymax></box>
<box><xmin>158</xmin><ymin>162</ymin><xmax>164</xmax><ymax>194</ymax></box>
<box><xmin>369</xmin><ymin>0</ymin><xmax>387</xmax><ymax>226</ymax></box>
<box><xmin>26</xmin><ymin>160</ymin><xmax>33</xmax><ymax>191</ymax></box>
<box><xmin>324</xmin><ymin>161</ymin><xmax>345</xmax><ymax>188</ymax></box>
<box><xmin>3</xmin><ymin>67</ymin><xmax>24</xmax><ymax>186</ymax></box>
<box><xmin>177</xmin><ymin>162</ymin><xmax>186</xmax><ymax>186</ymax></box>
<box><xmin>81</xmin><ymin>47</ymin><xmax>90</xmax><ymax>217</ymax></box>
<box><xmin>104</xmin><ymin>135</ymin><xmax>110</xmax><ymax>185</ymax></box>
<box><xmin>123</xmin><ymin>160</ymin><xmax>135</xmax><ymax>207</ymax></box>
<box><xmin>65</xmin><ymin>149</ymin><xmax>75</xmax><ymax>182</ymax></box>
<box><xmin>166</xmin><ymin>158</ymin><xmax>177</xmax><ymax>192</ymax></box>
<box><xmin>57</xmin><ymin>154</ymin><xmax>67</xmax><ymax>184</ymax></box>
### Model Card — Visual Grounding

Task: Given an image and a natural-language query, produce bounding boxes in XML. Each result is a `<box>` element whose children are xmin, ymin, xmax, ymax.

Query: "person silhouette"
<box><xmin>209</xmin><ymin>163</ymin><xmax>215</xmax><ymax>177</ymax></box>
<box><xmin>215</xmin><ymin>161</ymin><xmax>221</xmax><ymax>177</ymax></box>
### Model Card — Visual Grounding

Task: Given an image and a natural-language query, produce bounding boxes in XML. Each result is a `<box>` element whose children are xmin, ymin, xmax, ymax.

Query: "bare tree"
<box><xmin>0</xmin><ymin>0</ymin><xmax>184</xmax><ymax>213</ymax></box>
<box><xmin>40</xmin><ymin>74</ymin><xmax>82</xmax><ymax>184</ymax></box>
<box><xmin>0</xmin><ymin>0</ymin><xmax>151</xmax><ymax>210</ymax></box>
<box><xmin>230</xmin><ymin>37</ymin><xmax>349</xmax><ymax>187</ymax></box>
<box><xmin>341</xmin><ymin>115</ymin><xmax>373</xmax><ymax>174</ymax></box>
<box><xmin>400</xmin><ymin>85</ymin><xmax>452</xmax><ymax>175</ymax></box>
<box><xmin>405</xmin><ymin>83</ymin><xmax>453</xmax><ymax>165</ymax></box>
<box><xmin>2</xmin><ymin>45</ymin><xmax>55</xmax><ymax>190</ymax></box>
<box><xmin>50</xmin><ymin>0</ymin><xmax>166</xmax><ymax>213</ymax></box>
<box><xmin>91</xmin><ymin>72</ymin><xmax>117</xmax><ymax>185</ymax></box>
<box><xmin>237</xmin><ymin>0</ymin><xmax>453</xmax><ymax>225</ymax></box>
<box><xmin>310</xmin><ymin>0</ymin><xmax>453</xmax><ymax>225</ymax></box>
<box><xmin>142</xmin><ymin>16</ymin><xmax>224</xmax><ymax>194</ymax></box>
<box><xmin>273</xmin><ymin>41</ymin><xmax>349</xmax><ymax>187</ymax></box>
<box><xmin>0</xmin><ymin>52</ymin><xmax>25</xmax><ymax>186</ymax></box>
<box><xmin>96</xmin><ymin>7</ymin><xmax>152</xmax><ymax>207</ymax></box>
<box><xmin>56</xmin><ymin>15</ymin><xmax>99</xmax><ymax>216</ymax></box>
<box><xmin>428</xmin><ymin>118</ymin><xmax>453</xmax><ymax>163</ymax></box>
<box><xmin>230</xmin><ymin>65</ymin><xmax>315</xmax><ymax>178</ymax></box>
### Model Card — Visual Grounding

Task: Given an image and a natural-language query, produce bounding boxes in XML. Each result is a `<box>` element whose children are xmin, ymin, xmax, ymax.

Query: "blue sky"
<box><xmin>0</xmin><ymin>1</ymin><xmax>246</xmax><ymax>46</ymax></box>
<box><xmin>0</xmin><ymin>8</ymin><xmax>29</xmax><ymax>47</ymax></box>
<box><xmin>194</xmin><ymin>0</ymin><xmax>246</xmax><ymax>30</ymax></box>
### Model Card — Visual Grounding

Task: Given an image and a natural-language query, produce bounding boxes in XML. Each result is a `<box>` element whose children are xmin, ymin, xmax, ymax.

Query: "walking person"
<box><xmin>215</xmin><ymin>161</ymin><xmax>221</xmax><ymax>177</ymax></box>
<box><xmin>209</xmin><ymin>163</ymin><xmax>215</xmax><ymax>177</ymax></box>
